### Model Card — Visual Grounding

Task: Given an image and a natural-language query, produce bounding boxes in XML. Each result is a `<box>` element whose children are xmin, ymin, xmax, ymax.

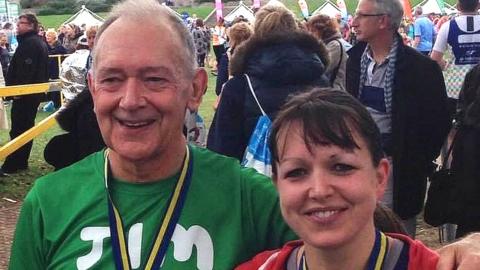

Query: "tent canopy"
<box><xmin>312</xmin><ymin>1</ymin><xmax>341</xmax><ymax>17</ymax></box>
<box><xmin>414</xmin><ymin>0</ymin><xmax>456</xmax><ymax>15</ymax></box>
<box><xmin>224</xmin><ymin>1</ymin><xmax>255</xmax><ymax>23</ymax></box>
<box><xmin>63</xmin><ymin>5</ymin><xmax>104</xmax><ymax>27</ymax></box>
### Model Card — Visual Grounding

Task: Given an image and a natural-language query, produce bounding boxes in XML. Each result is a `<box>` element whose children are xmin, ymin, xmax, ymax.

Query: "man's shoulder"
<box><xmin>191</xmin><ymin>146</ymin><xmax>272</xmax><ymax>183</ymax></box>
<box><xmin>34</xmin><ymin>151</ymin><xmax>104</xmax><ymax>193</ymax></box>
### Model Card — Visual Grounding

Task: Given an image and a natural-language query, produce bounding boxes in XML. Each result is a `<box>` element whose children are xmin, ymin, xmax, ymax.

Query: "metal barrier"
<box><xmin>0</xmin><ymin>53</ymin><xmax>71</xmax><ymax>161</ymax></box>
<box><xmin>0</xmin><ymin>111</ymin><xmax>58</xmax><ymax>160</ymax></box>
<box><xmin>0</xmin><ymin>82</ymin><xmax>63</xmax><ymax>161</ymax></box>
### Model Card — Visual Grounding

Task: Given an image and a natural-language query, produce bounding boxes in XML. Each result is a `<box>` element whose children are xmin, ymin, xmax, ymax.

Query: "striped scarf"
<box><xmin>358</xmin><ymin>36</ymin><xmax>399</xmax><ymax>113</ymax></box>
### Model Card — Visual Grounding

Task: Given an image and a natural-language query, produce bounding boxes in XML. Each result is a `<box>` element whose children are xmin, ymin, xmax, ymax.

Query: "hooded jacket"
<box><xmin>207</xmin><ymin>31</ymin><xmax>330</xmax><ymax>161</ymax></box>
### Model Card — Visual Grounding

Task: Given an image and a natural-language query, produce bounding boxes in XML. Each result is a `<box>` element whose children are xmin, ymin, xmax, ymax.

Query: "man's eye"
<box><xmin>101</xmin><ymin>77</ymin><xmax>121</xmax><ymax>83</ymax></box>
<box><xmin>145</xmin><ymin>77</ymin><xmax>165</xmax><ymax>82</ymax></box>
<box><xmin>332</xmin><ymin>163</ymin><xmax>355</xmax><ymax>174</ymax></box>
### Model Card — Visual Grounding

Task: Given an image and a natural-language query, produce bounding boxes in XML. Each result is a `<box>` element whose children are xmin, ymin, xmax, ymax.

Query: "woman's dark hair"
<box><xmin>374</xmin><ymin>204</ymin><xmax>408</xmax><ymax>235</ymax></box>
<box><xmin>195</xmin><ymin>18</ymin><xmax>204</xmax><ymax>27</ymax></box>
<box><xmin>269</xmin><ymin>88</ymin><xmax>385</xmax><ymax>175</ymax></box>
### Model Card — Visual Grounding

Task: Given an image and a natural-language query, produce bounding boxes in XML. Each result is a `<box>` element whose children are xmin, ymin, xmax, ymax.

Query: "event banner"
<box><xmin>298</xmin><ymin>0</ymin><xmax>309</xmax><ymax>18</ymax></box>
<box><xmin>337</xmin><ymin>0</ymin><xmax>348</xmax><ymax>19</ymax></box>
<box><xmin>215</xmin><ymin>0</ymin><xmax>223</xmax><ymax>20</ymax></box>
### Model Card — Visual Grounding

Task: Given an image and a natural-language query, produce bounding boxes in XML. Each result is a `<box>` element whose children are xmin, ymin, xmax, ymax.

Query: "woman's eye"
<box><xmin>332</xmin><ymin>163</ymin><xmax>355</xmax><ymax>174</ymax></box>
<box><xmin>284</xmin><ymin>168</ymin><xmax>307</xmax><ymax>179</ymax></box>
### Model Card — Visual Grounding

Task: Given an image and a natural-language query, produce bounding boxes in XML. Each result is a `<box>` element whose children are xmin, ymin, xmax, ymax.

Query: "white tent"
<box><xmin>414</xmin><ymin>0</ymin><xmax>456</xmax><ymax>15</ymax></box>
<box><xmin>312</xmin><ymin>1</ymin><xmax>341</xmax><ymax>17</ymax></box>
<box><xmin>63</xmin><ymin>5</ymin><xmax>104</xmax><ymax>27</ymax></box>
<box><xmin>265</xmin><ymin>0</ymin><xmax>285</xmax><ymax>7</ymax></box>
<box><xmin>224</xmin><ymin>1</ymin><xmax>255</xmax><ymax>23</ymax></box>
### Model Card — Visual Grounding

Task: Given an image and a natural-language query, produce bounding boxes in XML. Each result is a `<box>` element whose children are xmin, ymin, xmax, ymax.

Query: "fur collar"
<box><xmin>229</xmin><ymin>30</ymin><xmax>330</xmax><ymax>76</ymax></box>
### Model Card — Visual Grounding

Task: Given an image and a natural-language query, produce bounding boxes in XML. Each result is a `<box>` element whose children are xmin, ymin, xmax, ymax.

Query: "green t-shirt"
<box><xmin>9</xmin><ymin>146</ymin><xmax>295</xmax><ymax>269</ymax></box>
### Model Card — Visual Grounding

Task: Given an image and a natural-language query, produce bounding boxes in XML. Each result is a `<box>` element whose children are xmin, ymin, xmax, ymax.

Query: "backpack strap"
<box><xmin>330</xmin><ymin>39</ymin><xmax>344</xmax><ymax>86</ymax></box>
<box><xmin>244</xmin><ymin>74</ymin><xmax>267</xmax><ymax>116</ymax></box>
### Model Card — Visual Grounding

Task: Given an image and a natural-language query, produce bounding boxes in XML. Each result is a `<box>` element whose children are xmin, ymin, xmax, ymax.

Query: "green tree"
<box><xmin>20</xmin><ymin>0</ymin><xmax>35</xmax><ymax>9</ymax></box>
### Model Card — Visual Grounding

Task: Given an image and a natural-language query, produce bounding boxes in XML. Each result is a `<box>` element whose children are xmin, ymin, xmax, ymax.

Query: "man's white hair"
<box><xmin>369</xmin><ymin>0</ymin><xmax>404</xmax><ymax>30</ymax></box>
<box><xmin>92</xmin><ymin>0</ymin><xmax>196</xmax><ymax>78</ymax></box>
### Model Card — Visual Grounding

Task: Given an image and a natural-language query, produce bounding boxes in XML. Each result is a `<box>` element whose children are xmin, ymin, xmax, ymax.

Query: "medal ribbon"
<box><xmin>297</xmin><ymin>230</ymin><xmax>388</xmax><ymax>270</ymax></box>
<box><xmin>104</xmin><ymin>145</ymin><xmax>193</xmax><ymax>270</ymax></box>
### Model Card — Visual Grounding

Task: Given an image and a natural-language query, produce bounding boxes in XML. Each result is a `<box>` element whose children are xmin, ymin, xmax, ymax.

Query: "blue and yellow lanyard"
<box><xmin>298</xmin><ymin>230</ymin><xmax>388</xmax><ymax>270</ymax></box>
<box><xmin>104</xmin><ymin>146</ymin><xmax>193</xmax><ymax>270</ymax></box>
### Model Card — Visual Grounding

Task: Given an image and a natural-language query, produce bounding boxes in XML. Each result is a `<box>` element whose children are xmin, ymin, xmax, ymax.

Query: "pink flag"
<box><xmin>298</xmin><ymin>0</ymin><xmax>309</xmax><ymax>18</ymax></box>
<box><xmin>253</xmin><ymin>0</ymin><xmax>261</xmax><ymax>9</ymax></box>
<box><xmin>215</xmin><ymin>0</ymin><xmax>223</xmax><ymax>21</ymax></box>
<box><xmin>336</xmin><ymin>0</ymin><xmax>348</xmax><ymax>19</ymax></box>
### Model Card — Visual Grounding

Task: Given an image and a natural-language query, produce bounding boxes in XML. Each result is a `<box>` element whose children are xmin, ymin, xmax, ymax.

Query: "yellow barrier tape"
<box><xmin>0</xmin><ymin>83</ymin><xmax>51</xmax><ymax>97</ymax></box>
<box><xmin>0</xmin><ymin>112</ymin><xmax>58</xmax><ymax>160</ymax></box>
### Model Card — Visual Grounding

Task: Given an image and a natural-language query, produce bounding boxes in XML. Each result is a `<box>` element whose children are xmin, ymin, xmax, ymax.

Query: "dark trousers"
<box><xmin>2</xmin><ymin>94</ymin><xmax>42</xmax><ymax>171</ymax></box>
<box><xmin>197</xmin><ymin>53</ymin><xmax>206</xmax><ymax>67</ymax></box>
<box><xmin>212</xmin><ymin>44</ymin><xmax>225</xmax><ymax>66</ymax></box>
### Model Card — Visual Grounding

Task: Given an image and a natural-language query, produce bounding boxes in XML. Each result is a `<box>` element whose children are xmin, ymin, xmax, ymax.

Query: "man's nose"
<box><xmin>119</xmin><ymin>78</ymin><xmax>146</xmax><ymax>109</ymax></box>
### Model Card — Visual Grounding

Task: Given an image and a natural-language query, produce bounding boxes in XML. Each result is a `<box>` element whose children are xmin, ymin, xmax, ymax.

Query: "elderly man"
<box><xmin>347</xmin><ymin>0</ymin><xmax>451</xmax><ymax>236</ymax></box>
<box><xmin>9</xmin><ymin>0</ymin><xmax>480</xmax><ymax>269</ymax></box>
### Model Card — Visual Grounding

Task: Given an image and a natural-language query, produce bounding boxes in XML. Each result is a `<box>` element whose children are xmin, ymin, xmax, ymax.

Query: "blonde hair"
<box><xmin>45</xmin><ymin>29</ymin><xmax>58</xmax><ymax>40</ymax></box>
<box><xmin>254</xmin><ymin>4</ymin><xmax>298</xmax><ymax>38</ymax></box>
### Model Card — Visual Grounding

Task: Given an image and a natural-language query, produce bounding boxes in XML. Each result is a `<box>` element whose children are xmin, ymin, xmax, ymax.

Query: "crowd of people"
<box><xmin>2</xmin><ymin>0</ymin><xmax>480</xmax><ymax>268</ymax></box>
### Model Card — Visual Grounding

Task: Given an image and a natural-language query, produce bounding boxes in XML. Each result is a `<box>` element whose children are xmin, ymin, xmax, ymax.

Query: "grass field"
<box><xmin>36</xmin><ymin>0</ymin><xmax>458</xmax><ymax>29</ymax></box>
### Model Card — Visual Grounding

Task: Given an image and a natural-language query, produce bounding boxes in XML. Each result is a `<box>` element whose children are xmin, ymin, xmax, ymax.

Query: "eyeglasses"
<box><xmin>353</xmin><ymin>12</ymin><xmax>387</xmax><ymax>19</ymax></box>
<box><xmin>17</xmin><ymin>21</ymin><xmax>31</xmax><ymax>26</ymax></box>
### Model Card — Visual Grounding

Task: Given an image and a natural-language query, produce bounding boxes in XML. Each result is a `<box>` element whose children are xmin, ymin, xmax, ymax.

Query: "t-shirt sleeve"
<box><xmin>432</xmin><ymin>22</ymin><xmax>450</xmax><ymax>53</ymax></box>
<box><xmin>9</xmin><ymin>186</ymin><xmax>46</xmax><ymax>269</ymax></box>
<box><xmin>241</xmin><ymin>168</ymin><xmax>297</xmax><ymax>256</ymax></box>
<box><xmin>414</xmin><ymin>21</ymin><xmax>422</xmax><ymax>36</ymax></box>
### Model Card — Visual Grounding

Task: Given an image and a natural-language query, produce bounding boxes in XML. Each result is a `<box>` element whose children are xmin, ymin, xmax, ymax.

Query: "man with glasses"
<box><xmin>1</xmin><ymin>14</ymin><xmax>48</xmax><ymax>176</ymax></box>
<box><xmin>346</xmin><ymin>0</ymin><xmax>450</xmax><ymax>237</ymax></box>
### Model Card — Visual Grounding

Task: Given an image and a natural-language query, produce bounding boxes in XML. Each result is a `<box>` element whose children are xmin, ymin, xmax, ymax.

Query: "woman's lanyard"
<box><xmin>104</xmin><ymin>145</ymin><xmax>193</xmax><ymax>270</ymax></box>
<box><xmin>297</xmin><ymin>230</ymin><xmax>388</xmax><ymax>270</ymax></box>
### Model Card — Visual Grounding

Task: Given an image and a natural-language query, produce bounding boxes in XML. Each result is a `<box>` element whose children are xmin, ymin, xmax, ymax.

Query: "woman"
<box><xmin>0</xmin><ymin>32</ymin><xmax>11</xmax><ymax>78</ymax></box>
<box><xmin>236</xmin><ymin>89</ymin><xmax>439</xmax><ymax>270</ymax></box>
<box><xmin>191</xmin><ymin>18</ymin><xmax>209</xmax><ymax>67</ymax></box>
<box><xmin>45</xmin><ymin>29</ymin><xmax>67</xmax><ymax>80</ymax></box>
<box><xmin>211</xmin><ymin>17</ymin><xmax>227</xmax><ymax>72</ymax></box>
<box><xmin>215</xmin><ymin>21</ymin><xmax>253</xmax><ymax>97</ymax></box>
<box><xmin>62</xmin><ymin>23</ymin><xmax>83</xmax><ymax>53</ymax></box>
<box><xmin>45</xmin><ymin>29</ymin><xmax>67</xmax><ymax>108</ymax></box>
<box><xmin>306</xmin><ymin>14</ymin><xmax>348</xmax><ymax>91</ymax></box>
<box><xmin>207</xmin><ymin>4</ymin><xmax>330</xmax><ymax>161</ymax></box>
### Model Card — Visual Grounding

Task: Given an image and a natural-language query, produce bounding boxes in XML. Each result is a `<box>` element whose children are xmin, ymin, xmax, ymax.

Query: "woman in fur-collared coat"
<box><xmin>206</xmin><ymin>6</ymin><xmax>330</xmax><ymax>161</ymax></box>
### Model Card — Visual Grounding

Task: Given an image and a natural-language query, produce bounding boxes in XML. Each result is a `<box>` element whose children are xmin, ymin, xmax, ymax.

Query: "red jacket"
<box><xmin>236</xmin><ymin>234</ymin><xmax>439</xmax><ymax>270</ymax></box>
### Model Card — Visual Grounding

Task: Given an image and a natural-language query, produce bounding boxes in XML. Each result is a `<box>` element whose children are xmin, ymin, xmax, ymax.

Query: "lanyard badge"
<box><xmin>104</xmin><ymin>145</ymin><xmax>193</xmax><ymax>270</ymax></box>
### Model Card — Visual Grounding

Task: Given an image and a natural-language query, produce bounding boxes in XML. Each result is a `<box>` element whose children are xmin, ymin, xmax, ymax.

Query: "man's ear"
<box><xmin>187</xmin><ymin>68</ymin><xmax>208</xmax><ymax>112</ymax></box>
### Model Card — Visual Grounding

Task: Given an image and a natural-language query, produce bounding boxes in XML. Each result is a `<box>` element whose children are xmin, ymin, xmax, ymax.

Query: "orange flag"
<box><xmin>402</xmin><ymin>0</ymin><xmax>413</xmax><ymax>20</ymax></box>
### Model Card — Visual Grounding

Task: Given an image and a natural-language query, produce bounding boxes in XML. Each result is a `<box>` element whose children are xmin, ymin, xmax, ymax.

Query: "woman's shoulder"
<box><xmin>235</xmin><ymin>241</ymin><xmax>302</xmax><ymax>270</ymax></box>
<box><xmin>387</xmin><ymin>233</ymin><xmax>439</xmax><ymax>270</ymax></box>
